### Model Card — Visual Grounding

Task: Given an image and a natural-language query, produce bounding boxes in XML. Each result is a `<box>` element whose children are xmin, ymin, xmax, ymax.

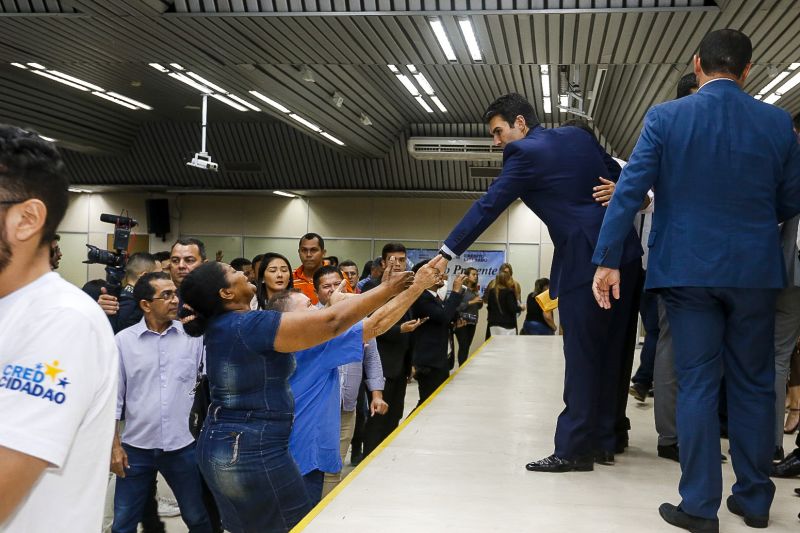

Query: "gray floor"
<box><xmin>166</xmin><ymin>336</ymin><xmax>800</xmax><ymax>532</ymax></box>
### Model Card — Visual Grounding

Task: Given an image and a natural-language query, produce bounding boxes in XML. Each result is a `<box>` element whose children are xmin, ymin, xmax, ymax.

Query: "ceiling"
<box><xmin>0</xmin><ymin>0</ymin><xmax>798</xmax><ymax>195</ymax></box>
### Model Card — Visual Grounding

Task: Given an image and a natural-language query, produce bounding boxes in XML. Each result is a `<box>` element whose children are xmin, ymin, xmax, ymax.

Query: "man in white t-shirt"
<box><xmin>0</xmin><ymin>125</ymin><xmax>118</xmax><ymax>532</ymax></box>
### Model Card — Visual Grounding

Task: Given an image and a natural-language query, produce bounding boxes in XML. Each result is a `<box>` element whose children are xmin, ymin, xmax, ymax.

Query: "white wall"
<box><xmin>58</xmin><ymin>192</ymin><xmax>557</xmax><ymax>354</ymax></box>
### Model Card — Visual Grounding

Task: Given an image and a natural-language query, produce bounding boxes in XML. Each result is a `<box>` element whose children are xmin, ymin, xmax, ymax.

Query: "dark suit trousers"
<box><xmin>615</xmin><ymin>268</ymin><xmax>644</xmax><ymax>446</ymax></box>
<box><xmin>416</xmin><ymin>367</ymin><xmax>450</xmax><ymax>406</ymax></box>
<box><xmin>363</xmin><ymin>376</ymin><xmax>408</xmax><ymax>456</ymax></box>
<box><xmin>554</xmin><ymin>261</ymin><xmax>640</xmax><ymax>460</ymax></box>
<box><xmin>661</xmin><ymin>287</ymin><xmax>777</xmax><ymax>520</ymax></box>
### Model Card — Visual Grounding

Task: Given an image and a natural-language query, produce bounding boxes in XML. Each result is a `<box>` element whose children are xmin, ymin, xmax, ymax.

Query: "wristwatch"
<box><xmin>438</xmin><ymin>248</ymin><xmax>453</xmax><ymax>261</ymax></box>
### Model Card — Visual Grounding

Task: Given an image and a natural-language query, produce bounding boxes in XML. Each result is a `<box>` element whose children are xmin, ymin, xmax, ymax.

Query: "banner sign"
<box><xmin>406</xmin><ymin>248</ymin><xmax>506</xmax><ymax>296</ymax></box>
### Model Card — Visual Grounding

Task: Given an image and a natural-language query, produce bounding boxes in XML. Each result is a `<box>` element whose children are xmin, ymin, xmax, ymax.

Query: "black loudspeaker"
<box><xmin>145</xmin><ymin>198</ymin><xmax>170</xmax><ymax>238</ymax></box>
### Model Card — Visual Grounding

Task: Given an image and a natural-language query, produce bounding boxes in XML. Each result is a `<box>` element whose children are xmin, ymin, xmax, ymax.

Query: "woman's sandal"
<box><xmin>785</xmin><ymin>408</ymin><xmax>800</xmax><ymax>434</ymax></box>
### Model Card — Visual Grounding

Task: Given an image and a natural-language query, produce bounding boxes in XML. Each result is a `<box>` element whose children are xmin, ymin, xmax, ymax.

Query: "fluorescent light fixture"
<box><xmin>775</xmin><ymin>71</ymin><xmax>800</xmax><ymax>96</ymax></box>
<box><xmin>396</xmin><ymin>75</ymin><xmax>420</xmax><ymax>97</ymax></box>
<box><xmin>754</xmin><ymin>94</ymin><xmax>762</xmax><ymax>100</ymax></box>
<box><xmin>68</xmin><ymin>187</ymin><xmax>93</xmax><ymax>193</ymax></box>
<box><xmin>415</xmin><ymin>96</ymin><xmax>434</xmax><ymax>113</ymax></box>
<box><xmin>168</xmin><ymin>72</ymin><xmax>212</xmax><ymax>93</ymax></box>
<box><xmin>758</xmin><ymin>71</ymin><xmax>789</xmax><ymax>95</ymax></box>
<box><xmin>226</xmin><ymin>94</ymin><xmax>261</xmax><ymax>112</ymax></box>
<box><xmin>169</xmin><ymin>63</ymin><xmax>185</xmax><ymax>71</ymax></box>
<box><xmin>540</xmin><ymin>65</ymin><xmax>549</xmax><ymax>75</ymax></box>
<box><xmin>32</xmin><ymin>70</ymin><xmax>90</xmax><ymax>91</ymax></box>
<box><xmin>559</xmin><ymin>94</ymin><xmax>569</xmax><ymax>108</ymax></box>
<box><xmin>790</xmin><ymin>63</ymin><xmax>800</xmax><ymax>71</ymax></box>
<box><xmin>541</xmin><ymin>73</ymin><xmax>551</xmax><ymax>97</ymax></box>
<box><xmin>27</xmin><ymin>63</ymin><xmax>45</xmax><ymax>69</ymax></box>
<box><xmin>431</xmin><ymin>96</ymin><xmax>447</xmax><ymax>112</ymax></box>
<box><xmin>414</xmin><ymin>73</ymin><xmax>435</xmax><ymax>96</ymax></box>
<box><xmin>320</xmin><ymin>132</ymin><xmax>345</xmax><ymax>146</ymax></box>
<box><xmin>273</xmin><ymin>190</ymin><xmax>297</xmax><ymax>198</ymax></box>
<box><xmin>10</xmin><ymin>63</ymin><xmax>27</xmax><ymax>69</ymax></box>
<box><xmin>543</xmin><ymin>98</ymin><xmax>552</xmax><ymax>114</ymax></box>
<box><xmin>106</xmin><ymin>92</ymin><xmax>152</xmax><ymax>110</ymax></box>
<box><xmin>149</xmin><ymin>63</ymin><xmax>169</xmax><ymax>72</ymax></box>
<box><xmin>47</xmin><ymin>70</ymin><xmax>104</xmax><ymax>92</ymax></box>
<box><xmin>388</xmin><ymin>64</ymin><xmax>399</xmax><ymax>73</ymax></box>
<box><xmin>39</xmin><ymin>135</ymin><xmax>56</xmax><ymax>142</ymax></box>
<box><xmin>764</xmin><ymin>93</ymin><xmax>781</xmax><ymax>105</ymax></box>
<box><xmin>211</xmin><ymin>94</ymin><xmax>249</xmax><ymax>112</ymax></box>
<box><xmin>92</xmin><ymin>91</ymin><xmax>138</xmax><ymax>110</ymax></box>
<box><xmin>185</xmin><ymin>72</ymin><xmax>227</xmax><ymax>94</ymax></box>
<box><xmin>407</xmin><ymin>64</ymin><xmax>418</xmax><ymax>73</ymax></box>
<box><xmin>429</xmin><ymin>19</ymin><xmax>457</xmax><ymax>62</ymax></box>
<box><xmin>249</xmin><ymin>91</ymin><xmax>291</xmax><ymax>113</ymax></box>
<box><xmin>458</xmin><ymin>19</ymin><xmax>482</xmax><ymax>62</ymax></box>
<box><xmin>289</xmin><ymin>114</ymin><xmax>322</xmax><ymax>132</ymax></box>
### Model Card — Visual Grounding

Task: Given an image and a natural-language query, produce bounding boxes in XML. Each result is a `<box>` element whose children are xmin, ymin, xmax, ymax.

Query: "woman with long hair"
<box><xmin>485</xmin><ymin>269</ymin><xmax>521</xmax><ymax>338</ymax></box>
<box><xmin>179</xmin><ymin>260</ymin><xmax>418</xmax><ymax>532</ymax></box>
<box><xmin>521</xmin><ymin>277</ymin><xmax>557</xmax><ymax>335</ymax></box>
<box><xmin>454</xmin><ymin>267</ymin><xmax>483</xmax><ymax>365</ymax></box>
<box><xmin>255</xmin><ymin>252</ymin><xmax>294</xmax><ymax>309</ymax></box>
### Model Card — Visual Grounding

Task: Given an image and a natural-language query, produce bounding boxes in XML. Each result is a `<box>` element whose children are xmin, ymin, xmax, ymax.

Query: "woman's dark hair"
<box><xmin>482</xmin><ymin>93</ymin><xmax>539</xmax><ymax>130</ymax></box>
<box><xmin>463</xmin><ymin>267</ymin><xmax>478</xmax><ymax>289</ymax></box>
<box><xmin>360</xmin><ymin>260</ymin><xmax>373</xmax><ymax>280</ymax></box>
<box><xmin>178</xmin><ymin>262</ymin><xmax>230</xmax><ymax>337</ymax></box>
<box><xmin>676</xmin><ymin>73</ymin><xmax>698</xmax><ymax>99</ymax></box>
<box><xmin>697</xmin><ymin>29</ymin><xmax>752</xmax><ymax>78</ymax></box>
<box><xmin>256</xmin><ymin>252</ymin><xmax>294</xmax><ymax>310</ymax></box>
<box><xmin>533</xmin><ymin>277</ymin><xmax>550</xmax><ymax>297</ymax></box>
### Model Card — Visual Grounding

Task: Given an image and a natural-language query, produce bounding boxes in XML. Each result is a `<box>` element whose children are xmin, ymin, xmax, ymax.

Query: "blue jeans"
<box><xmin>197</xmin><ymin>408</ymin><xmax>311</xmax><ymax>533</ymax></box>
<box><xmin>521</xmin><ymin>321</ymin><xmax>554</xmax><ymax>335</ymax></box>
<box><xmin>112</xmin><ymin>442</ymin><xmax>212</xmax><ymax>533</ymax></box>
<box><xmin>302</xmin><ymin>469</ymin><xmax>325</xmax><ymax>506</ymax></box>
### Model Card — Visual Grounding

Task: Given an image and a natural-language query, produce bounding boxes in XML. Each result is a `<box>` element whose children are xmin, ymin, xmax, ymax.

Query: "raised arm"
<box><xmin>273</xmin><ymin>269</ymin><xmax>413</xmax><ymax>352</ymax></box>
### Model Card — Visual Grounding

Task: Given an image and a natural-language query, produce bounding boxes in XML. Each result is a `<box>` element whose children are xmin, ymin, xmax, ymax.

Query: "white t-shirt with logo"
<box><xmin>0</xmin><ymin>272</ymin><xmax>118</xmax><ymax>532</ymax></box>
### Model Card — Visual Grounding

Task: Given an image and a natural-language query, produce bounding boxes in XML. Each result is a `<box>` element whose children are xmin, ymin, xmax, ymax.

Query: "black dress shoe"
<box><xmin>629</xmin><ymin>382</ymin><xmax>648</xmax><ymax>402</ymax></box>
<box><xmin>772</xmin><ymin>450</ymin><xmax>800</xmax><ymax>477</ymax></box>
<box><xmin>775</xmin><ymin>446</ymin><xmax>785</xmax><ymax>462</ymax></box>
<box><xmin>794</xmin><ymin>487</ymin><xmax>800</xmax><ymax>496</ymax></box>
<box><xmin>350</xmin><ymin>452</ymin><xmax>364</xmax><ymax>466</ymax></box>
<box><xmin>658</xmin><ymin>503</ymin><xmax>719</xmax><ymax>533</ymax></box>
<box><xmin>525</xmin><ymin>454</ymin><xmax>593</xmax><ymax>472</ymax></box>
<box><xmin>658</xmin><ymin>444</ymin><xmax>680</xmax><ymax>462</ymax></box>
<box><xmin>726</xmin><ymin>495</ymin><xmax>768</xmax><ymax>528</ymax></box>
<box><xmin>594</xmin><ymin>451</ymin><xmax>614</xmax><ymax>465</ymax></box>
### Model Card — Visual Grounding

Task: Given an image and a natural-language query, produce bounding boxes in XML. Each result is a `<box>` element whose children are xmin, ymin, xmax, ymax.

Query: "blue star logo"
<box><xmin>57</xmin><ymin>377</ymin><xmax>70</xmax><ymax>389</ymax></box>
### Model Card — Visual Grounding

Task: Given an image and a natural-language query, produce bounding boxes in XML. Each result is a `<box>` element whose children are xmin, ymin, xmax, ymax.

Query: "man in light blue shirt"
<box><xmin>110</xmin><ymin>272</ymin><xmax>212</xmax><ymax>533</ymax></box>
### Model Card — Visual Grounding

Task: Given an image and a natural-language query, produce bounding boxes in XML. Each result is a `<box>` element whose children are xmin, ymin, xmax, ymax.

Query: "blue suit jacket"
<box><xmin>443</xmin><ymin>125</ymin><xmax>642</xmax><ymax>297</ymax></box>
<box><xmin>593</xmin><ymin>79</ymin><xmax>800</xmax><ymax>290</ymax></box>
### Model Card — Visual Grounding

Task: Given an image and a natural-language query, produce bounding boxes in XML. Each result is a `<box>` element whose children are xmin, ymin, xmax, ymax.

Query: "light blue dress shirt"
<box><xmin>115</xmin><ymin>318</ymin><xmax>203</xmax><ymax>451</ymax></box>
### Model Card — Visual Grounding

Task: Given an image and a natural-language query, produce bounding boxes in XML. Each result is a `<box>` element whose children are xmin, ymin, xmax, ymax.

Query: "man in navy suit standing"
<box><xmin>592</xmin><ymin>29</ymin><xmax>800</xmax><ymax>532</ymax></box>
<box><xmin>434</xmin><ymin>93</ymin><xmax>642</xmax><ymax>472</ymax></box>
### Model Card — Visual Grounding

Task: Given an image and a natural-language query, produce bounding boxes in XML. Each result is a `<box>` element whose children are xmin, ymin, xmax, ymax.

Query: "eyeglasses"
<box><xmin>150</xmin><ymin>290</ymin><xmax>178</xmax><ymax>301</ymax></box>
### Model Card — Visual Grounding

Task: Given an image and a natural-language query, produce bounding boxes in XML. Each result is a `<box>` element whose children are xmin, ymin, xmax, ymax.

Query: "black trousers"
<box><xmin>416</xmin><ymin>367</ymin><xmax>450</xmax><ymax>406</ymax></box>
<box><xmin>363</xmin><ymin>376</ymin><xmax>408</xmax><ymax>456</ymax></box>
<box><xmin>454</xmin><ymin>324</ymin><xmax>477</xmax><ymax>366</ymax></box>
<box><xmin>350</xmin><ymin>381</ymin><xmax>369</xmax><ymax>458</ymax></box>
<box><xmin>615</xmin><ymin>267</ymin><xmax>644</xmax><ymax>449</ymax></box>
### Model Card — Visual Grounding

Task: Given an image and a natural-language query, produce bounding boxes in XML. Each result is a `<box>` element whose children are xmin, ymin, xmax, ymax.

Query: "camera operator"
<box><xmin>97</xmin><ymin>253</ymin><xmax>160</xmax><ymax>334</ymax></box>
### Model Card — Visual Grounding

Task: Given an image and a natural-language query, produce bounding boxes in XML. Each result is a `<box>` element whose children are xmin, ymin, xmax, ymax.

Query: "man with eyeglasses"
<box><xmin>110</xmin><ymin>272</ymin><xmax>212</xmax><ymax>533</ymax></box>
<box><xmin>0</xmin><ymin>126</ymin><xmax>118</xmax><ymax>532</ymax></box>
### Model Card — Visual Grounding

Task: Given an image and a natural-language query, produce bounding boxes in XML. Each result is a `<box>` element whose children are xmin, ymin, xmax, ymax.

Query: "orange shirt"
<box><xmin>293</xmin><ymin>265</ymin><xmax>319</xmax><ymax>305</ymax></box>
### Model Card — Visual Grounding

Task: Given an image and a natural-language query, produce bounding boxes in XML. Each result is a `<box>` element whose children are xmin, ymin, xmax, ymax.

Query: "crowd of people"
<box><xmin>3</xmin><ymin>26</ymin><xmax>800</xmax><ymax>533</ymax></box>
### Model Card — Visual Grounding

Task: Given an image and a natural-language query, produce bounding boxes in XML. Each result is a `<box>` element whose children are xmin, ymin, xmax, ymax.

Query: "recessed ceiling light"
<box><xmin>168</xmin><ymin>72</ymin><xmax>212</xmax><ymax>93</ymax></box>
<box><xmin>273</xmin><ymin>190</ymin><xmax>297</xmax><ymax>198</ymax></box>
<box><xmin>185</xmin><ymin>72</ymin><xmax>227</xmax><ymax>94</ymax></box>
<box><xmin>758</xmin><ymin>71</ymin><xmax>789</xmax><ymax>96</ymax></box>
<box><xmin>413</xmin><ymin>73</ymin><xmax>435</xmax><ymax>96</ymax></box>
<box><xmin>10</xmin><ymin>62</ymin><xmax>27</xmax><ymax>69</ymax></box>
<box><xmin>540</xmin><ymin>65</ymin><xmax>551</xmax><ymax>98</ymax></box>
<box><xmin>92</xmin><ymin>91</ymin><xmax>139</xmax><ymax>110</ymax></box>
<box><xmin>790</xmin><ymin>63</ymin><xmax>800</xmax><ymax>71</ymax></box>
<box><xmin>429</xmin><ymin>19</ymin><xmax>457</xmax><ymax>62</ymax></box>
<box><xmin>289</xmin><ymin>114</ymin><xmax>322</xmax><ymax>132</ymax></box>
<box><xmin>211</xmin><ymin>94</ymin><xmax>249</xmax><ymax>112</ymax></box>
<box><xmin>106</xmin><ymin>92</ymin><xmax>153</xmax><ymax>110</ymax></box>
<box><xmin>764</xmin><ymin>93</ymin><xmax>781</xmax><ymax>105</ymax></box>
<box><xmin>775</xmin><ymin>70</ymin><xmax>800</xmax><ymax>96</ymax></box>
<box><xmin>407</xmin><ymin>64</ymin><xmax>418</xmax><ymax>73</ymax></box>
<box><xmin>149</xmin><ymin>63</ymin><xmax>169</xmax><ymax>73</ymax></box>
<box><xmin>430</xmin><ymin>96</ymin><xmax>447</xmax><ymax>112</ymax></box>
<box><xmin>320</xmin><ymin>132</ymin><xmax>345</xmax><ymax>146</ymax></box>
<box><xmin>226</xmin><ymin>93</ymin><xmax>261</xmax><ymax>112</ymax></box>
<box><xmin>543</xmin><ymin>98</ymin><xmax>552</xmax><ymax>114</ymax></box>
<box><xmin>31</xmin><ymin>70</ymin><xmax>90</xmax><ymax>91</ymax></box>
<box><xmin>169</xmin><ymin>63</ymin><xmax>185</xmax><ymax>71</ymax></box>
<box><xmin>458</xmin><ymin>19</ymin><xmax>482</xmax><ymax>62</ymax></box>
<box><xmin>27</xmin><ymin>63</ymin><xmax>46</xmax><ymax>70</ymax></box>
<box><xmin>396</xmin><ymin>75</ymin><xmax>420</xmax><ymax>97</ymax></box>
<box><xmin>249</xmin><ymin>91</ymin><xmax>291</xmax><ymax>113</ymax></box>
<box><xmin>47</xmin><ymin>70</ymin><xmax>105</xmax><ymax>92</ymax></box>
<box><xmin>388</xmin><ymin>65</ymin><xmax>399</xmax><ymax>73</ymax></box>
<box><xmin>415</xmin><ymin>96</ymin><xmax>434</xmax><ymax>113</ymax></box>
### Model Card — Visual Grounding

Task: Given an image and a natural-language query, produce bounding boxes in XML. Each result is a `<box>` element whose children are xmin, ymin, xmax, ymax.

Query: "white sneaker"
<box><xmin>156</xmin><ymin>496</ymin><xmax>181</xmax><ymax>518</ymax></box>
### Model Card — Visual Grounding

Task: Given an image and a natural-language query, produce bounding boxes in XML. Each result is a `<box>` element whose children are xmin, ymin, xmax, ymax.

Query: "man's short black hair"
<box><xmin>697</xmin><ymin>29</ymin><xmax>752</xmax><ymax>78</ymax></box>
<box><xmin>312</xmin><ymin>265</ymin><xmax>342</xmax><ymax>291</ymax></box>
<box><xmin>230</xmin><ymin>257</ymin><xmax>252</xmax><ymax>271</ymax></box>
<box><xmin>172</xmin><ymin>237</ymin><xmax>206</xmax><ymax>260</ymax></box>
<box><xmin>133</xmin><ymin>271</ymin><xmax>171</xmax><ymax>303</ymax></box>
<box><xmin>299</xmin><ymin>232</ymin><xmax>325</xmax><ymax>250</ymax></box>
<box><xmin>153</xmin><ymin>251</ymin><xmax>170</xmax><ymax>262</ymax></box>
<box><xmin>125</xmin><ymin>252</ymin><xmax>156</xmax><ymax>279</ymax></box>
<box><xmin>381</xmin><ymin>242</ymin><xmax>407</xmax><ymax>260</ymax></box>
<box><xmin>0</xmin><ymin>125</ymin><xmax>68</xmax><ymax>244</ymax></box>
<box><xmin>252</xmin><ymin>253</ymin><xmax>264</xmax><ymax>265</ymax></box>
<box><xmin>676</xmin><ymin>73</ymin><xmax>699</xmax><ymax>99</ymax></box>
<box><xmin>560</xmin><ymin>119</ymin><xmax>596</xmax><ymax>140</ymax></box>
<box><xmin>482</xmin><ymin>93</ymin><xmax>539</xmax><ymax>129</ymax></box>
<box><xmin>339</xmin><ymin>259</ymin><xmax>357</xmax><ymax>269</ymax></box>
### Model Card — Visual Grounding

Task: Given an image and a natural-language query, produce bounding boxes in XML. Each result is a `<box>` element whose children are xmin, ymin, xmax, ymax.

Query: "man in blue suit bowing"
<box><xmin>433</xmin><ymin>93</ymin><xmax>643</xmax><ymax>472</ymax></box>
<box><xmin>592</xmin><ymin>29</ymin><xmax>800</xmax><ymax>532</ymax></box>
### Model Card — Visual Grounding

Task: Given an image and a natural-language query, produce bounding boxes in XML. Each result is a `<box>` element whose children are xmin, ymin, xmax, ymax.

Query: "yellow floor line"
<box><xmin>291</xmin><ymin>337</ymin><xmax>494</xmax><ymax>532</ymax></box>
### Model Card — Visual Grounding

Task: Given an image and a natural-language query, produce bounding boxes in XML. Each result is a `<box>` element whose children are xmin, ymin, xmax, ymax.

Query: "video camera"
<box><xmin>84</xmin><ymin>212</ymin><xmax>137</xmax><ymax>294</ymax></box>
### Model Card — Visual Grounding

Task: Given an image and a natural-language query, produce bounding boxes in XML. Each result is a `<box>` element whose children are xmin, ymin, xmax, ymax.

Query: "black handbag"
<box><xmin>189</xmin><ymin>359</ymin><xmax>211</xmax><ymax>439</ymax></box>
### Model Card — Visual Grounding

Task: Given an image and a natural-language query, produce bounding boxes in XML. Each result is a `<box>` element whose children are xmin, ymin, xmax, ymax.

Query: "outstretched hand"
<box><xmin>414</xmin><ymin>263</ymin><xmax>440</xmax><ymax>288</ymax></box>
<box><xmin>385</xmin><ymin>268</ymin><xmax>415</xmax><ymax>296</ymax></box>
<box><xmin>329</xmin><ymin>279</ymin><xmax>353</xmax><ymax>306</ymax></box>
<box><xmin>592</xmin><ymin>267</ymin><xmax>621</xmax><ymax>309</ymax></box>
<box><xmin>593</xmin><ymin>177</ymin><xmax>616</xmax><ymax>207</ymax></box>
<box><xmin>430</xmin><ymin>254</ymin><xmax>448</xmax><ymax>274</ymax></box>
